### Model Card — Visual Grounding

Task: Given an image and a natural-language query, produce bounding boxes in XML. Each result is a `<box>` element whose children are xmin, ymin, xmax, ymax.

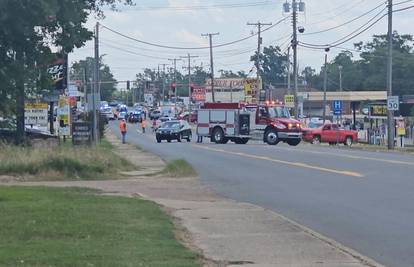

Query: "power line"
<box><xmin>299</xmin><ymin>7</ymin><xmax>387</xmax><ymax>48</ymax></box>
<box><xmin>99</xmin><ymin>16</ymin><xmax>289</xmax><ymax>50</ymax></box>
<box><xmin>130</xmin><ymin>1</ymin><xmax>278</xmax><ymax>11</ymax></box>
<box><xmin>302</xmin><ymin>1</ymin><xmax>387</xmax><ymax>35</ymax></box>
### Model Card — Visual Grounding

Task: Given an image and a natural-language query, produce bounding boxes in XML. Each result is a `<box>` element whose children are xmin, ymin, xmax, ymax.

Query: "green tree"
<box><xmin>71</xmin><ymin>57</ymin><xmax>117</xmax><ymax>101</ymax></box>
<box><xmin>250</xmin><ymin>45</ymin><xmax>288</xmax><ymax>87</ymax></box>
<box><xmin>0</xmin><ymin>0</ymin><xmax>132</xmax><ymax>144</ymax></box>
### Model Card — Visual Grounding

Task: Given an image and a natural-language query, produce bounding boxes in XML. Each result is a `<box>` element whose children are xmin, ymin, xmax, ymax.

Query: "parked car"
<box><xmin>100</xmin><ymin>106</ymin><xmax>115</xmax><ymax>120</ymax></box>
<box><xmin>302</xmin><ymin>123</ymin><xmax>358</xmax><ymax>146</ymax></box>
<box><xmin>0</xmin><ymin>119</ymin><xmax>56</xmax><ymax>142</ymax></box>
<box><xmin>155</xmin><ymin>120</ymin><xmax>192</xmax><ymax>143</ymax></box>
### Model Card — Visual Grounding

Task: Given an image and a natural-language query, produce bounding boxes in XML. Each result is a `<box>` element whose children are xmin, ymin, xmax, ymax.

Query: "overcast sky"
<box><xmin>70</xmin><ymin>0</ymin><xmax>413</xmax><ymax>83</ymax></box>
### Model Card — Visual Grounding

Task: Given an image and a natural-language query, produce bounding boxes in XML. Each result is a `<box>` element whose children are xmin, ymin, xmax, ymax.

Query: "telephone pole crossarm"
<box><xmin>247</xmin><ymin>21</ymin><xmax>272</xmax><ymax>103</ymax></box>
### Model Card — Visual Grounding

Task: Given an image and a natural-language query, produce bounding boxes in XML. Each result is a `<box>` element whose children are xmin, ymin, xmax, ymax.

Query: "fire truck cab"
<box><xmin>245</xmin><ymin>103</ymin><xmax>302</xmax><ymax>146</ymax></box>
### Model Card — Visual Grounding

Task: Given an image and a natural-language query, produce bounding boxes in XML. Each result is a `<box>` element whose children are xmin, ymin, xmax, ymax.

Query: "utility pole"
<box><xmin>287</xmin><ymin>46</ymin><xmax>291</xmax><ymax>94</ymax></box>
<box><xmin>338</xmin><ymin>65</ymin><xmax>343</xmax><ymax>92</ymax></box>
<box><xmin>158</xmin><ymin>63</ymin><xmax>169</xmax><ymax>105</ymax></box>
<box><xmin>387</xmin><ymin>0</ymin><xmax>394</xmax><ymax>149</ymax></box>
<box><xmin>181</xmin><ymin>54</ymin><xmax>198</xmax><ymax>114</ymax></box>
<box><xmin>247</xmin><ymin>21</ymin><xmax>272</xmax><ymax>103</ymax></box>
<box><xmin>168</xmin><ymin>58</ymin><xmax>179</xmax><ymax>102</ymax></box>
<box><xmin>322</xmin><ymin>53</ymin><xmax>328</xmax><ymax>124</ymax></box>
<box><xmin>93</xmin><ymin>22</ymin><xmax>100</xmax><ymax>144</ymax></box>
<box><xmin>202</xmin><ymin>32</ymin><xmax>219</xmax><ymax>102</ymax></box>
<box><xmin>292</xmin><ymin>0</ymin><xmax>299</xmax><ymax>118</ymax></box>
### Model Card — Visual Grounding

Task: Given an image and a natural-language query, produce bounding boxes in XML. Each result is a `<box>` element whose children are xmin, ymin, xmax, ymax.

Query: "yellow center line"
<box><xmin>192</xmin><ymin>144</ymin><xmax>364</xmax><ymax>178</ymax></box>
<box><xmin>253</xmin><ymin>145</ymin><xmax>414</xmax><ymax>166</ymax></box>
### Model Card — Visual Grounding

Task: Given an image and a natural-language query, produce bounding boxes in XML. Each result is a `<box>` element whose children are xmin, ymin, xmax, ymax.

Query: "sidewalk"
<box><xmin>4</xmin><ymin>129</ymin><xmax>385</xmax><ymax>267</ymax></box>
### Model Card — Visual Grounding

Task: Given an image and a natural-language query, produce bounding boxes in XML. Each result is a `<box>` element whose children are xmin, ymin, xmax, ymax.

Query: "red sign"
<box><xmin>192</xmin><ymin>86</ymin><xmax>206</xmax><ymax>102</ymax></box>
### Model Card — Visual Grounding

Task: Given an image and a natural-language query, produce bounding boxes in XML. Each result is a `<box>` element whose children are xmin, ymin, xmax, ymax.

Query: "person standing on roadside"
<box><xmin>119</xmin><ymin>119</ymin><xmax>127</xmax><ymax>144</ymax></box>
<box><xmin>141</xmin><ymin>117</ymin><xmax>146</xmax><ymax>133</ymax></box>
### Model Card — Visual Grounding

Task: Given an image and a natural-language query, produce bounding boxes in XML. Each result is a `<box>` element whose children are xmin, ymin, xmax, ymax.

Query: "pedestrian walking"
<box><xmin>141</xmin><ymin>117</ymin><xmax>146</xmax><ymax>133</ymax></box>
<box><xmin>119</xmin><ymin>119</ymin><xmax>127</xmax><ymax>144</ymax></box>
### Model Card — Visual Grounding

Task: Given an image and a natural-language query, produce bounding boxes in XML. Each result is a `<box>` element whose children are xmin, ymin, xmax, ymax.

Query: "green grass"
<box><xmin>0</xmin><ymin>140</ymin><xmax>136</xmax><ymax>180</ymax></box>
<box><xmin>161</xmin><ymin>159</ymin><xmax>197</xmax><ymax>177</ymax></box>
<box><xmin>0</xmin><ymin>186</ymin><xmax>200</xmax><ymax>267</ymax></box>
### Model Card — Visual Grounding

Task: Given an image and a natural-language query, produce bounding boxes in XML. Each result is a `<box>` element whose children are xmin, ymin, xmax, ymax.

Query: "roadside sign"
<box><xmin>25</xmin><ymin>103</ymin><xmax>48</xmax><ymax>127</ymax></box>
<box><xmin>72</xmin><ymin>122</ymin><xmax>91</xmax><ymax>145</ymax></box>
<box><xmin>284</xmin><ymin>95</ymin><xmax>295</xmax><ymax>108</ymax></box>
<box><xmin>332</xmin><ymin>100</ymin><xmax>343</xmax><ymax>116</ymax></box>
<box><xmin>387</xmin><ymin>96</ymin><xmax>399</xmax><ymax>111</ymax></box>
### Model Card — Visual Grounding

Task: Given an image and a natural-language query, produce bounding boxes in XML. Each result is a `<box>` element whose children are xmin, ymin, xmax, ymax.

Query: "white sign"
<box><xmin>387</xmin><ymin>96</ymin><xmax>399</xmax><ymax>111</ymax></box>
<box><xmin>25</xmin><ymin>103</ymin><xmax>48</xmax><ymax>127</ymax></box>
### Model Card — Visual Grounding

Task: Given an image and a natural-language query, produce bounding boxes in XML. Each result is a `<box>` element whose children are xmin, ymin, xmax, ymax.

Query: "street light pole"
<box><xmin>387</xmin><ymin>0</ymin><xmax>394</xmax><ymax>149</ymax></box>
<box><xmin>322</xmin><ymin>53</ymin><xmax>328</xmax><ymax>124</ymax></box>
<box><xmin>292</xmin><ymin>0</ymin><xmax>298</xmax><ymax>118</ymax></box>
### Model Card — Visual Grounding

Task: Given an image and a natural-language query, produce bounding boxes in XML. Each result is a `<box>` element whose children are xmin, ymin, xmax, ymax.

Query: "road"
<box><xmin>110</xmin><ymin>121</ymin><xmax>414</xmax><ymax>267</ymax></box>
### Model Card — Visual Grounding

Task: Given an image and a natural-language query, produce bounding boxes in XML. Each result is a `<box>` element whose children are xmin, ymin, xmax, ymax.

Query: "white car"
<box><xmin>100</xmin><ymin>106</ymin><xmax>115</xmax><ymax>120</ymax></box>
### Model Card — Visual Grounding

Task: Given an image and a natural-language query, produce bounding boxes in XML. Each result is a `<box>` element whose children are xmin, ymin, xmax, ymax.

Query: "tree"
<box><xmin>71</xmin><ymin>57</ymin><xmax>117</xmax><ymax>101</ymax></box>
<box><xmin>250</xmin><ymin>45</ymin><xmax>288</xmax><ymax>87</ymax></box>
<box><xmin>0</xmin><ymin>0</ymin><xmax>132</xmax><ymax>144</ymax></box>
<box><xmin>218</xmin><ymin>70</ymin><xmax>248</xmax><ymax>78</ymax></box>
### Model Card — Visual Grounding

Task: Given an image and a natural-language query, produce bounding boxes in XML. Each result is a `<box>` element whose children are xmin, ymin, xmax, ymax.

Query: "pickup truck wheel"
<box><xmin>312</xmin><ymin>135</ymin><xmax>321</xmax><ymax>144</ymax></box>
<box><xmin>265</xmin><ymin>129</ymin><xmax>279</xmax><ymax>145</ymax></box>
<box><xmin>287</xmin><ymin>139</ymin><xmax>301</xmax><ymax>146</ymax></box>
<box><xmin>344</xmin><ymin>136</ymin><xmax>353</xmax><ymax>146</ymax></box>
<box><xmin>212</xmin><ymin>127</ymin><xmax>225</xmax><ymax>144</ymax></box>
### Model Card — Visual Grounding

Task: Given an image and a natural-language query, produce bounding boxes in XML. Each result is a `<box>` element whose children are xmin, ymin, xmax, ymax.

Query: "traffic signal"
<box><xmin>171</xmin><ymin>82</ymin><xmax>176</xmax><ymax>93</ymax></box>
<box><xmin>126</xmin><ymin>80</ymin><xmax>130</xmax><ymax>90</ymax></box>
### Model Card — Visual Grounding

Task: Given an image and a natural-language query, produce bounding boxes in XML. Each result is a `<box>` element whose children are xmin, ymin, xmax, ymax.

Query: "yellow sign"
<box><xmin>25</xmin><ymin>103</ymin><xmax>48</xmax><ymax>110</ymax></box>
<box><xmin>284</xmin><ymin>95</ymin><xmax>295</xmax><ymax>108</ymax></box>
<box><xmin>397</xmin><ymin>128</ymin><xmax>406</xmax><ymax>136</ymax></box>
<box><xmin>243</xmin><ymin>78</ymin><xmax>262</xmax><ymax>97</ymax></box>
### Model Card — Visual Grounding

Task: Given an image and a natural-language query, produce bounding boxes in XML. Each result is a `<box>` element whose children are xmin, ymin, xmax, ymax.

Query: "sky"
<box><xmin>70</xmin><ymin>0</ymin><xmax>413</xmax><ymax>84</ymax></box>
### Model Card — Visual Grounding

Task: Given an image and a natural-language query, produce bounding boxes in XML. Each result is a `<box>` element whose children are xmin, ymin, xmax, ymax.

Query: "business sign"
<box><xmin>25</xmin><ymin>103</ymin><xmax>48</xmax><ymax>127</ymax></box>
<box><xmin>206</xmin><ymin>78</ymin><xmax>244</xmax><ymax>89</ymax></box>
<box><xmin>284</xmin><ymin>95</ymin><xmax>295</xmax><ymax>108</ymax></box>
<box><xmin>396</xmin><ymin>119</ymin><xmax>406</xmax><ymax>136</ymax></box>
<box><xmin>48</xmin><ymin>56</ymin><xmax>67</xmax><ymax>91</ymax></box>
<box><xmin>387</xmin><ymin>96</ymin><xmax>399</xmax><ymax>111</ymax></box>
<box><xmin>243</xmin><ymin>78</ymin><xmax>262</xmax><ymax>97</ymax></box>
<box><xmin>72</xmin><ymin>122</ymin><xmax>91</xmax><ymax>145</ymax></box>
<box><xmin>332</xmin><ymin>100</ymin><xmax>343</xmax><ymax>115</ymax></box>
<box><xmin>191</xmin><ymin>86</ymin><xmax>206</xmax><ymax>102</ymax></box>
<box><xmin>57</xmin><ymin>96</ymin><xmax>70</xmax><ymax>136</ymax></box>
<box><xmin>370</xmin><ymin>104</ymin><xmax>387</xmax><ymax>116</ymax></box>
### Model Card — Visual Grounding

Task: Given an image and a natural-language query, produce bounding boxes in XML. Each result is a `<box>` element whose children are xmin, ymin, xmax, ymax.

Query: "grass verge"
<box><xmin>0</xmin><ymin>186</ymin><xmax>200</xmax><ymax>267</ymax></box>
<box><xmin>0</xmin><ymin>139</ymin><xmax>136</xmax><ymax>180</ymax></box>
<box><xmin>161</xmin><ymin>159</ymin><xmax>197</xmax><ymax>177</ymax></box>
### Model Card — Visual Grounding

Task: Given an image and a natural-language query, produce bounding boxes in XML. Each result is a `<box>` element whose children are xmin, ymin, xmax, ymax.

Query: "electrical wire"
<box><xmin>99</xmin><ymin>16</ymin><xmax>290</xmax><ymax>50</ymax></box>
<box><xmin>130</xmin><ymin>1</ymin><xmax>278</xmax><ymax>11</ymax></box>
<box><xmin>299</xmin><ymin>6</ymin><xmax>387</xmax><ymax>48</ymax></box>
<box><xmin>302</xmin><ymin>1</ymin><xmax>387</xmax><ymax>36</ymax></box>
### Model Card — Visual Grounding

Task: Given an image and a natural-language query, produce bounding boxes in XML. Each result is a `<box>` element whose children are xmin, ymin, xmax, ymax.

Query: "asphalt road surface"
<box><xmin>110</xmin><ymin>121</ymin><xmax>414</xmax><ymax>267</ymax></box>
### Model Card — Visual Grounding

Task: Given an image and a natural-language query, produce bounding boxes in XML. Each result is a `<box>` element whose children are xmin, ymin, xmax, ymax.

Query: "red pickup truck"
<box><xmin>302</xmin><ymin>123</ymin><xmax>358</xmax><ymax>146</ymax></box>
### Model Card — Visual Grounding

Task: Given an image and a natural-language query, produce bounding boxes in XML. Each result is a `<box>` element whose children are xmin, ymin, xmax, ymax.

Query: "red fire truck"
<box><xmin>197</xmin><ymin>102</ymin><xmax>302</xmax><ymax>146</ymax></box>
